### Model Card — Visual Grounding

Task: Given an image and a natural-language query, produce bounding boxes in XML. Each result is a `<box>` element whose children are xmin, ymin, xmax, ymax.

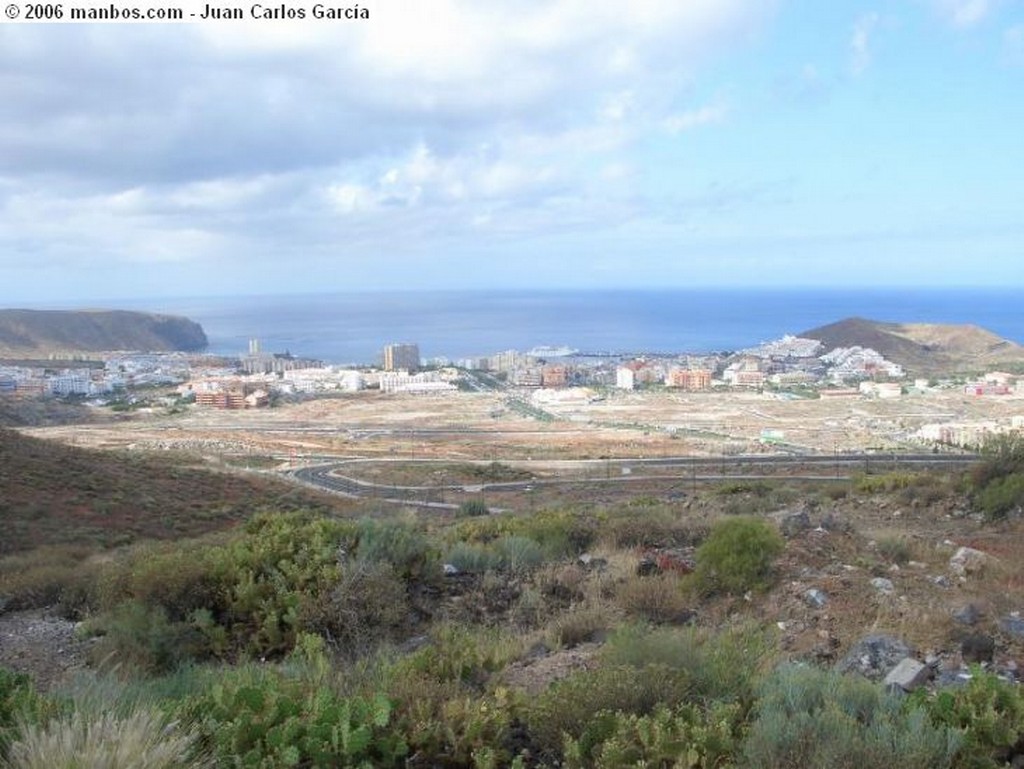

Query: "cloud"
<box><xmin>1005</xmin><ymin>24</ymin><xmax>1024</xmax><ymax>65</ymax></box>
<box><xmin>932</xmin><ymin>0</ymin><xmax>996</xmax><ymax>28</ymax></box>
<box><xmin>662</xmin><ymin>103</ymin><xmax>729</xmax><ymax>134</ymax></box>
<box><xmin>850</xmin><ymin>12</ymin><xmax>880</xmax><ymax>75</ymax></box>
<box><xmin>0</xmin><ymin>1</ymin><xmax>771</xmax><ymax>294</ymax></box>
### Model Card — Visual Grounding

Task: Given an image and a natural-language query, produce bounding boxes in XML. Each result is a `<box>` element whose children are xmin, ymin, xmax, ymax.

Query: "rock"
<box><xmin>949</xmin><ymin>546</ymin><xmax>992</xmax><ymax>578</ymax></box>
<box><xmin>779</xmin><ymin>511</ymin><xmax>812</xmax><ymax>537</ymax></box>
<box><xmin>870</xmin><ymin>577</ymin><xmax>895</xmax><ymax>595</ymax></box>
<box><xmin>578</xmin><ymin>553</ymin><xmax>608</xmax><ymax>571</ymax></box>
<box><xmin>636</xmin><ymin>557</ymin><xmax>660</xmax><ymax>577</ymax></box>
<box><xmin>821</xmin><ymin>512</ymin><xmax>851</xmax><ymax>533</ymax></box>
<box><xmin>836</xmin><ymin>634</ymin><xmax>913</xmax><ymax>680</ymax></box>
<box><xmin>884</xmin><ymin>657</ymin><xmax>931</xmax><ymax>693</ymax></box>
<box><xmin>999</xmin><ymin>615</ymin><xmax>1024</xmax><ymax>638</ymax></box>
<box><xmin>952</xmin><ymin>603</ymin><xmax>983</xmax><ymax>626</ymax></box>
<box><xmin>803</xmin><ymin>588</ymin><xmax>828</xmax><ymax>609</ymax></box>
<box><xmin>932</xmin><ymin>575</ymin><xmax>951</xmax><ymax>588</ymax></box>
<box><xmin>961</xmin><ymin>633</ymin><xmax>995</xmax><ymax>664</ymax></box>
<box><xmin>443</xmin><ymin>563</ymin><xmax>460</xmax><ymax>576</ymax></box>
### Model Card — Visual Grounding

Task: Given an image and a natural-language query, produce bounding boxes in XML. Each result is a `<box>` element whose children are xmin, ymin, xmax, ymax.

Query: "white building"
<box><xmin>615</xmin><ymin>367</ymin><xmax>635</xmax><ymax>391</ymax></box>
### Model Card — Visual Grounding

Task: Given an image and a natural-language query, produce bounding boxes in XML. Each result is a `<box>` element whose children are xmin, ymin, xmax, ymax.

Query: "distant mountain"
<box><xmin>800</xmin><ymin>317</ymin><xmax>1024</xmax><ymax>374</ymax></box>
<box><xmin>0</xmin><ymin>309</ymin><xmax>207</xmax><ymax>356</ymax></box>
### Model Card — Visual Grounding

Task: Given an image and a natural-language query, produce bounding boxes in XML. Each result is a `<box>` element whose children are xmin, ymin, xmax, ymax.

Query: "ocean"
<box><xmin>99</xmin><ymin>288</ymin><xmax>1023</xmax><ymax>365</ymax></box>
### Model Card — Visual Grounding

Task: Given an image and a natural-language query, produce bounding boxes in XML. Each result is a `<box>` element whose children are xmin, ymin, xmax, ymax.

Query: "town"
<box><xmin>3</xmin><ymin>333</ymin><xmax>1022</xmax><ymax>455</ymax></box>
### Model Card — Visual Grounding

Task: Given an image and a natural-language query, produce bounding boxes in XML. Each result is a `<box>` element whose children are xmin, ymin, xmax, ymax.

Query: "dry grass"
<box><xmin>5</xmin><ymin>709</ymin><xmax>211</xmax><ymax>769</ymax></box>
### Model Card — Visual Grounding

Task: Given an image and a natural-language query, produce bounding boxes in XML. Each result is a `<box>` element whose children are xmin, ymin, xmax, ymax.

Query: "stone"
<box><xmin>870</xmin><ymin>577</ymin><xmax>895</xmax><ymax>595</ymax></box>
<box><xmin>836</xmin><ymin>634</ymin><xmax>913</xmax><ymax>681</ymax></box>
<box><xmin>949</xmin><ymin>546</ymin><xmax>992</xmax><ymax>578</ymax></box>
<box><xmin>636</xmin><ymin>557</ymin><xmax>660</xmax><ymax>577</ymax></box>
<box><xmin>952</xmin><ymin>603</ymin><xmax>983</xmax><ymax>626</ymax></box>
<box><xmin>803</xmin><ymin>588</ymin><xmax>828</xmax><ymax>609</ymax></box>
<box><xmin>779</xmin><ymin>511</ymin><xmax>812</xmax><ymax>537</ymax></box>
<box><xmin>578</xmin><ymin>553</ymin><xmax>608</xmax><ymax>571</ymax></box>
<box><xmin>443</xmin><ymin>563</ymin><xmax>460</xmax><ymax>576</ymax></box>
<box><xmin>884</xmin><ymin>657</ymin><xmax>931</xmax><ymax>693</ymax></box>
<box><xmin>999</xmin><ymin>615</ymin><xmax>1024</xmax><ymax>638</ymax></box>
<box><xmin>961</xmin><ymin>633</ymin><xmax>995</xmax><ymax>664</ymax></box>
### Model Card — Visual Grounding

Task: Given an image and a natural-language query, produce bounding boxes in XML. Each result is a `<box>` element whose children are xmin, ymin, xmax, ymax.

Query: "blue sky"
<box><xmin>1</xmin><ymin>0</ymin><xmax>1022</xmax><ymax>302</ymax></box>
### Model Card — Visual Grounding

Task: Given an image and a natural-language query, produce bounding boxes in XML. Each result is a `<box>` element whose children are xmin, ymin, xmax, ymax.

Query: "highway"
<box><xmin>286</xmin><ymin>451</ymin><xmax>979</xmax><ymax>509</ymax></box>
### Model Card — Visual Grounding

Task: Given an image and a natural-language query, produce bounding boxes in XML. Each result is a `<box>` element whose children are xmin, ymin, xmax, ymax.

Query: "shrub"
<box><xmin>4</xmin><ymin>708</ymin><xmax>210</xmax><ymax>769</ymax></box>
<box><xmin>444</xmin><ymin>542</ymin><xmax>500</xmax><ymax>574</ymax></box>
<box><xmin>492</xmin><ymin>535</ymin><xmax>545</xmax><ymax>573</ymax></box>
<box><xmin>1</xmin><ymin>668</ymin><xmax>52</xmax><ymax>758</ymax></box>
<box><xmin>692</xmin><ymin>516</ymin><xmax>784</xmax><ymax>596</ymax></box>
<box><xmin>600</xmin><ymin>624</ymin><xmax>774</xmax><ymax>708</ymax></box>
<box><xmin>547</xmin><ymin>604</ymin><xmax>612</xmax><ymax>648</ymax></box>
<box><xmin>562</xmin><ymin>701</ymin><xmax>742</xmax><ymax>769</ymax></box>
<box><xmin>876</xmin><ymin>535</ymin><xmax>913</xmax><ymax>565</ymax></box>
<box><xmin>356</xmin><ymin>518</ymin><xmax>437</xmax><ymax>581</ymax></box>
<box><xmin>186</xmin><ymin>663</ymin><xmax>406</xmax><ymax>768</ymax></box>
<box><xmin>456</xmin><ymin>499</ymin><xmax>490</xmax><ymax>518</ymax></box>
<box><xmin>743</xmin><ymin>665</ymin><xmax>959</xmax><ymax>769</ymax></box>
<box><xmin>599</xmin><ymin>506</ymin><xmax>706</xmax><ymax>549</ymax></box>
<box><xmin>304</xmin><ymin>561</ymin><xmax>410</xmax><ymax>655</ymax></box>
<box><xmin>84</xmin><ymin>601</ymin><xmax>204</xmax><ymax>674</ymax></box>
<box><xmin>524</xmin><ymin>664</ymin><xmax>693</xmax><ymax>760</ymax></box>
<box><xmin>976</xmin><ymin>474</ymin><xmax>1024</xmax><ymax>521</ymax></box>
<box><xmin>911</xmin><ymin>668</ymin><xmax>1024</xmax><ymax>769</ymax></box>
<box><xmin>614</xmin><ymin>574</ymin><xmax>692</xmax><ymax>624</ymax></box>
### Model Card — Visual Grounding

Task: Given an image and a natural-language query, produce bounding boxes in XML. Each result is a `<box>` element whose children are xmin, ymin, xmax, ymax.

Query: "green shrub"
<box><xmin>743</xmin><ymin>665</ymin><xmax>959</xmax><ymax>769</ymax></box>
<box><xmin>84</xmin><ymin>601</ymin><xmax>204</xmax><ymax>674</ymax></box>
<box><xmin>4</xmin><ymin>708</ymin><xmax>209</xmax><ymax>769</ymax></box>
<box><xmin>614</xmin><ymin>573</ymin><xmax>692</xmax><ymax>624</ymax></box>
<box><xmin>445</xmin><ymin>542</ymin><xmax>501</xmax><ymax>574</ymax></box>
<box><xmin>600</xmin><ymin>624</ymin><xmax>774</xmax><ymax>708</ymax></box>
<box><xmin>525</xmin><ymin>664</ymin><xmax>694</xmax><ymax>760</ymax></box>
<box><xmin>562</xmin><ymin>701</ymin><xmax>742</xmax><ymax>769</ymax></box>
<box><xmin>976</xmin><ymin>473</ymin><xmax>1024</xmax><ymax>521</ymax></box>
<box><xmin>599</xmin><ymin>506</ymin><xmax>706</xmax><ymax>549</ymax></box>
<box><xmin>911</xmin><ymin>668</ymin><xmax>1024</xmax><ymax>769</ymax></box>
<box><xmin>1</xmin><ymin>668</ymin><xmax>52</xmax><ymax>758</ymax></box>
<box><xmin>971</xmin><ymin>433</ymin><xmax>1024</xmax><ymax>489</ymax></box>
<box><xmin>547</xmin><ymin>604</ymin><xmax>612</xmax><ymax>648</ymax></box>
<box><xmin>492</xmin><ymin>535</ymin><xmax>545</xmax><ymax>573</ymax></box>
<box><xmin>456</xmin><ymin>499</ymin><xmax>491</xmax><ymax>518</ymax></box>
<box><xmin>876</xmin><ymin>536</ymin><xmax>913</xmax><ymax>565</ymax></box>
<box><xmin>355</xmin><ymin>518</ymin><xmax>437</xmax><ymax>581</ymax></box>
<box><xmin>303</xmin><ymin>561</ymin><xmax>410</xmax><ymax>655</ymax></box>
<box><xmin>391</xmin><ymin>625</ymin><xmax>524</xmax><ymax>690</ymax></box>
<box><xmin>693</xmin><ymin>516</ymin><xmax>784</xmax><ymax>596</ymax></box>
<box><xmin>186</xmin><ymin>662</ymin><xmax>406</xmax><ymax>768</ymax></box>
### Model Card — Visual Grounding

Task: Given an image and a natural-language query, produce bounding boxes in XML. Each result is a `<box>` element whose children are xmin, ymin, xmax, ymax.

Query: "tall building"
<box><xmin>382</xmin><ymin>343</ymin><xmax>420</xmax><ymax>371</ymax></box>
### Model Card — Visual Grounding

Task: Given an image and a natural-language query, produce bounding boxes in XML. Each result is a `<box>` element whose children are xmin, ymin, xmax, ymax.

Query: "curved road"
<box><xmin>287</xmin><ymin>451</ymin><xmax>978</xmax><ymax>509</ymax></box>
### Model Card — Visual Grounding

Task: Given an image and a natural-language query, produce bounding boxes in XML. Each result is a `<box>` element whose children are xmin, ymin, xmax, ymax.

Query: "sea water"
<box><xmin>70</xmin><ymin>288</ymin><xmax>1024</xmax><ymax>365</ymax></box>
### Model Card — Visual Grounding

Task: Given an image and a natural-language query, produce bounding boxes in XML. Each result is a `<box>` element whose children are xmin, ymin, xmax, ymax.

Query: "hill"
<box><xmin>0</xmin><ymin>309</ymin><xmax>207</xmax><ymax>356</ymax></box>
<box><xmin>0</xmin><ymin>427</ymin><xmax>350</xmax><ymax>555</ymax></box>
<box><xmin>800</xmin><ymin>317</ymin><xmax>1024</xmax><ymax>374</ymax></box>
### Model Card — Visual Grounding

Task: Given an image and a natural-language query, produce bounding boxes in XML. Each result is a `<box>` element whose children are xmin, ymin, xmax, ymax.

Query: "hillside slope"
<box><xmin>0</xmin><ymin>427</ymin><xmax>348</xmax><ymax>555</ymax></box>
<box><xmin>0</xmin><ymin>309</ymin><xmax>207</xmax><ymax>355</ymax></box>
<box><xmin>801</xmin><ymin>317</ymin><xmax>1024</xmax><ymax>374</ymax></box>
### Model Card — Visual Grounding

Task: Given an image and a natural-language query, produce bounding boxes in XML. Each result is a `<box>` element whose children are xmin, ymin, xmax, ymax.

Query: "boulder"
<box><xmin>836</xmin><ymin>634</ymin><xmax>913</xmax><ymax>681</ymax></box>
<box><xmin>999</xmin><ymin>615</ymin><xmax>1024</xmax><ymax>639</ymax></box>
<box><xmin>884</xmin><ymin>657</ymin><xmax>931</xmax><ymax>693</ymax></box>
<box><xmin>779</xmin><ymin>511</ymin><xmax>812</xmax><ymax>537</ymax></box>
<box><xmin>803</xmin><ymin>588</ymin><xmax>828</xmax><ymax>609</ymax></box>
<box><xmin>949</xmin><ymin>546</ymin><xmax>992</xmax><ymax>578</ymax></box>
<box><xmin>870</xmin><ymin>577</ymin><xmax>895</xmax><ymax>595</ymax></box>
<box><xmin>961</xmin><ymin>633</ymin><xmax>995</xmax><ymax>664</ymax></box>
<box><xmin>952</xmin><ymin>603</ymin><xmax>983</xmax><ymax>626</ymax></box>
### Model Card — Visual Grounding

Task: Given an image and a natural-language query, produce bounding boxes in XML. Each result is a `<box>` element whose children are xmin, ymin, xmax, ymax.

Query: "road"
<box><xmin>286</xmin><ymin>451</ymin><xmax>978</xmax><ymax>509</ymax></box>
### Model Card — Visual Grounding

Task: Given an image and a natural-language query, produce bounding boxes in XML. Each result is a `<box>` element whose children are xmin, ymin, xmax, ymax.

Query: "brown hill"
<box><xmin>800</xmin><ymin>317</ymin><xmax>1024</xmax><ymax>374</ymax></box>
<box><xmin>0</xmin><ymin>427</ymin><xmax>348</xmax><ymax>555</ymax></box>
<box><xmin>0</xmin><ymin>309</ymin><xmax>207</xmax><ymax>356</ymax></box>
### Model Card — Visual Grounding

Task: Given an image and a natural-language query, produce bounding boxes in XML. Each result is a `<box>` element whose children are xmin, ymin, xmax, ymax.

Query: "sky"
<box><xmin>1</xmin><ymin>0</ymin><xmax>1022</xmax><ymax>302</ymax></box>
